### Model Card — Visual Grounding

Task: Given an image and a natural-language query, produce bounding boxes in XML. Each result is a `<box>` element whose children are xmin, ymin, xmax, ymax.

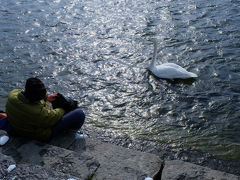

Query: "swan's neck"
<box><xmin>150</xmin><ymin>41</ymin><xmax>157</xmax><ymax>67</ymax></box>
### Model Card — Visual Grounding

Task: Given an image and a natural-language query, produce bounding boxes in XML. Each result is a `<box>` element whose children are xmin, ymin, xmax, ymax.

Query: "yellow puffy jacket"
<box><xmin>6</xmin><ymin>89</ymin><xmax>65</xmax><ymax>141</ymax></box>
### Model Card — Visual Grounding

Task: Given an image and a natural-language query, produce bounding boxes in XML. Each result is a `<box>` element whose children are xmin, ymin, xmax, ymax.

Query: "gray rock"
<box><xmin>0</xmin><ymin>130</ymin><xmax>7</xmax><ymax>136</ymax></box>
<box><xmin>0</xmin><ymin>152</ymin><xmax>15</xmax><ymax>179</ymax></box>
<box><xmin>0</xmin><ymin>152</ymin><xmax>79</xmax><ymax>180</ymax></box>
<box><xmin>5</xmin><ymin>164</ymin><xmax>82</xmax><ymax>180</ymax></box>
<box><xmin>49</xmin><ymin>130</ymin><xmax>77</xmax><ymax>149</ymax></box>
<box><xmin>2</xmin><ymin>131</ymin><xmax>239</xmax><ymax>180</ymax></box>
<box><xmin>69</xmin><ymin>138</ymin><xmax>162</xmax><ymax>180</ymax></box>
<box><xmin>161</xmin><ymin>160</ymin><xmax>240</xmax><ymax>180</ymax></box>
<box><xmin>0</xmin><ymin>136</ymin><xmax>30</xmax><ymax>158</ymax></box>
<box><xmin>17</xmin><ymin>141</ymin><xmax>99</xmax><ymax>179</ymax></box>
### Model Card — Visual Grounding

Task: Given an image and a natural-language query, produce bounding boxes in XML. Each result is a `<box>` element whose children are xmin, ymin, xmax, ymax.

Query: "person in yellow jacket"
<box><xmin>4</xmin><ymin>77</ymin><xmax>85</xmax><ymax>141</ymax></box>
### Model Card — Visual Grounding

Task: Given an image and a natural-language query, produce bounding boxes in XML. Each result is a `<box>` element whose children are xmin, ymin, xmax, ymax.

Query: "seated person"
<box><xmin>5</xmin><ymin>77</ymin><xmax>85</xmax><ymax>141</ymax></box>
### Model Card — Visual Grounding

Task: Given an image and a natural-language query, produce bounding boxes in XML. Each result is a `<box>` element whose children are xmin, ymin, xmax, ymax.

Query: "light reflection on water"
<box><xmin>0</xmin><ymin>0</ymin><xmax>240</xmax><ymax>160</ymax></box>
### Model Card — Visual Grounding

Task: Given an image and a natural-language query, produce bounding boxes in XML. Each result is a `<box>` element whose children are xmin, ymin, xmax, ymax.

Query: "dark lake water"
<box><xmin>0</xmin><ymin>0</ymin><xmax>240</xmax><ymax>160</ymax></box>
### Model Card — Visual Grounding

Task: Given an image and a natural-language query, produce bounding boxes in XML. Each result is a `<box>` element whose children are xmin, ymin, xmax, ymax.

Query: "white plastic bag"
<box><xmin>0</xmin><ymin>135</ymin><xmax>9</xmax><ymax>146</ymax></box>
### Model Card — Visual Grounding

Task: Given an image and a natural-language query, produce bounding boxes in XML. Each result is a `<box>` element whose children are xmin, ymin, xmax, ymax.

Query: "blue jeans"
<box><xmin>50</xmin><ymin>108</ymin><xmax>85</xmax><ymax>139</ymax></box>
<box><xmin>0</xmin><ymin>117</ymin><xmax>13</xmax><ymax>135</ymax></box>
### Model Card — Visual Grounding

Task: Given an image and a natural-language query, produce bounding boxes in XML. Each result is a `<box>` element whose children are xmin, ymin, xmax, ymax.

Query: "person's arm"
<box><xmin>34</xmin><ymin>102</ymin><xmax>65</xmax><ymax>128</ymax></box>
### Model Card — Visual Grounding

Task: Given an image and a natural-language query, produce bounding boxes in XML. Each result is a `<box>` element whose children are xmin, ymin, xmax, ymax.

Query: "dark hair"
<box><xmin>24</xmin><ymin>77</ymin><xmax>47</xmax><ymax>103</ymax></box>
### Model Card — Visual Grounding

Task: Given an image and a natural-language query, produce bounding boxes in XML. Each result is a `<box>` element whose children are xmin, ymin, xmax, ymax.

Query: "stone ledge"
<box><xmin>11</xmin><ymin>141</ymin><xmax>100</xmax><ymax>180</ymax></box>
<box><xmin>69</xmin><ymin>138</ymin><xmax>162</xmax><ymax>180</ymax></box>
<box><xmin>0</xmin><ymin>152</ymin><xmax>81</xmax><ymax>180</ymax></box>
<box><xmin>1</xmin><ymin>131</ymin><xmax>240</xmax><ymax>180</ymax></box>
<box><xmin>162</xmin><ymin>160</ymin><xmax>240</xmax><ymax>180</ymax></box>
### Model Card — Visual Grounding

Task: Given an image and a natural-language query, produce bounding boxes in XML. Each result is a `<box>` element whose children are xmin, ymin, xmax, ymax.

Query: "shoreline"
<box><xmin>83</xmin><ymin>123</ymin><xmax>240</xmax><ymax>176</ymax></box>
<box><xmin>0</xmin><ymin>127</ymin><xmax>240</xmax><ymax>179</ymax></box>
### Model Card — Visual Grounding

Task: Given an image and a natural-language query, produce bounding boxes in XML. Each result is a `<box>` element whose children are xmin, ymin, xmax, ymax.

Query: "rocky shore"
<box><xmin>0</xmin><ymin>127</ymin><xmax>240</xmax><ymax>180</ymax></box>
<box><xmin>83</xmin><ymin>124</ymin><xmax>240</xmax><ymax>176</ymax></box>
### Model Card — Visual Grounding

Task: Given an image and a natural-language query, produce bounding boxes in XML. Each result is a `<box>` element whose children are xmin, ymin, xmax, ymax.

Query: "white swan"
<box><xmin>148</xmin><ymin>38</ymin><xmax>197</xmax><ymax>79</ymax></box>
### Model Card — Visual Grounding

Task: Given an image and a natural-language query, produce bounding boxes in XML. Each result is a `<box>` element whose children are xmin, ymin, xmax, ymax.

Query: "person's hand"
<box><xmin>47</xmin><ymin>93</ymin><xmax>58</xmax><ymax>102</ymax></box>
<box><xmin>51</xmin><ymin>93</ymin><xmax>78</xmax><ymax>113</ymax></box>
<box><xmin>0</xmin><ymin>113</ymin><xmax>7</xmax><ymax>119</ymax></box>
<box><xmin>51</xmin><ymin>93</ymin><xmax>69</xmax><ymax>110</ymax></box>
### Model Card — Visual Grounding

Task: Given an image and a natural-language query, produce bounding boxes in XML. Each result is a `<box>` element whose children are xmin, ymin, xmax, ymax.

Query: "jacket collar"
<box><xmin>18</xmin><ymin>91</ymin><xmax>30</xmax><ymax>103</ymax></box>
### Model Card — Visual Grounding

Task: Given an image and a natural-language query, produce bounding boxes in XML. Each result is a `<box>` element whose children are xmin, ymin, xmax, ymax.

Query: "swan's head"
<box><xmin>148</xmin><ymin>37</ymin><xmax>153</xmax><ymax>41</ymax></box>
<box><xmin>148</xmin><ymin>38</ymin><xmax>157</xmax><ymax>44</ymax></box>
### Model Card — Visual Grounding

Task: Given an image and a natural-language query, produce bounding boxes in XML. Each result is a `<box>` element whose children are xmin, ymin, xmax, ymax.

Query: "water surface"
<box><xmin>0</xmin><ymin>0</ymin><xmax>240</xmax><ymax>160</ymax></box>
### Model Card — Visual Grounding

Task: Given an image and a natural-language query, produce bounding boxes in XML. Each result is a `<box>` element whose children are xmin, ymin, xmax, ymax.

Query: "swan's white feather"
<box><xmin>149</xmin><ymin>63</ymin><xmax>197</xmax><ymax>79</ymax></box>
<box><xmin>148</xmin><ymin>39</ymin><xmax>197</xmax><ymax>79</ymax></box>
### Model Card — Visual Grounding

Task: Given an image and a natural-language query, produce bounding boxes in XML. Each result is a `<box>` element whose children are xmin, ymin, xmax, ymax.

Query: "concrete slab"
<box><xmin>162</xmin><ymin>160</ymin><xmax>240</xmax><ymax>180</ymax></box>
<box><xmin>17</xmin><ymin>141</ymin><xmax>99</xmax><ymax>179</ymax></box>
<box><xmin>69</xmin><ymin>138</ymin><xmax>162</xmax><ymax>180</ymax></box>
<box><xmin>0</xmin><ymin>152</ymin><xmax>80</xmax><ymax>180</ymax></box>
<box><xmin>0</xmin><ymin>152</ymin><xmax>15</xmax><ymax>179</ymax></box>
<box><xmin>5</xmin><ymin>163</ymin><xmax>82</xmax><ymax>180</ymax></box>
<box><xmin>49</xmin><ymin>130</ymin><xmax>77</xmax><ymax>149</ymax></box>
<box><xmin>3</xmin><ymin>131</ymin><xmax>239</xmax><ymax>180</ymax></box>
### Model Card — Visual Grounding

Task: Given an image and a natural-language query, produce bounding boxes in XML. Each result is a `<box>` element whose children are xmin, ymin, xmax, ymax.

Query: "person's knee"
<box><xmin>74</xmin><ymin>109</ymin><xmax>85</xmax><ymax>127</ymax></box>
<box><xmin>76</xmin><ymin>109</ymin><xmax>85</xmax><ymax>121</ymax></box>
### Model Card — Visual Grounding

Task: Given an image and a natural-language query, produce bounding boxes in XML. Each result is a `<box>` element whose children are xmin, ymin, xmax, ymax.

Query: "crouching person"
<box><xmin>5</xmin><ymin>77</ymin><xmax>85</xmax><ymax>142</ymax></box>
